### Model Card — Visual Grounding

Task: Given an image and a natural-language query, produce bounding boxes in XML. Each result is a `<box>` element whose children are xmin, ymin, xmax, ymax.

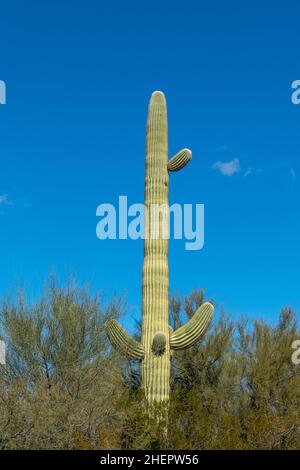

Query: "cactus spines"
<box><xmin>107</xmin><ymin>91</ymin><xmax>214</xmax><ymax>407</ymax></box>
<box><xmin>167</xmin><ymin>148</ymin><xmax>192</xmax><ymax>172</ymax></box>
<box><xmin>170</xmin><ymin>302</ymin><xmax>214</xmax><ymax>350</ymax></box>
<box><xmin>152</xmin><ymin>331</ymin><xmax>167</xmax><ymax>356</ymax></box>
<box><xmin>107</xmin><ymin>319</ymin><xmax>144</xmax><ymax>360</ymax></box>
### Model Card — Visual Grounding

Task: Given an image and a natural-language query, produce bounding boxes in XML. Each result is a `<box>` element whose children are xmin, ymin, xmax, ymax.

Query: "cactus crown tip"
<box><xmin>152</xmin><ymin>90</ymin><xmax>164</xmax><ymax>96</ymax></box>
<box><xmin>151</xmin><ymin>90</ymin><xmax>166</xmax><ymax>102</ymax></box>
<box><xmin>203</xmin><ymin>301</ymin><xmax>215</xmax><ymax>311</ymax></box>
<box><xmin>184</xmin><ymin>148</ymin><xmax>192</xmax><ymax>156</ymax></box>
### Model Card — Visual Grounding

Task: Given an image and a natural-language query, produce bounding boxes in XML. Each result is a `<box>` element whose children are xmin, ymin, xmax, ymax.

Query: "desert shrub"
<box><xmin>0</xmin><ymin>277</ymin><xmax>124</xmax><ymax>449</ymax></box>
<box><xmin>0</xmin><ymin>284</ymin><xmax>299</xmax><ymax>449</ymax></box>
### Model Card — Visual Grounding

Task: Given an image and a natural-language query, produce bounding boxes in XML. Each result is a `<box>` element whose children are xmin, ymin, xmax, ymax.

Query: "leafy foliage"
<box><xmin>0</xmin><ymin>282</ymin><xmax>299</xmax><ymax>449</ymax></box>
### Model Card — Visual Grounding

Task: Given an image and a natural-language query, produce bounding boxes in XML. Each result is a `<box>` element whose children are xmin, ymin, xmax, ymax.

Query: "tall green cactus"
<box><xmin>107</xmin><ymin>91</ymin><xmax>214</xmax><ymax>406</ymax></box>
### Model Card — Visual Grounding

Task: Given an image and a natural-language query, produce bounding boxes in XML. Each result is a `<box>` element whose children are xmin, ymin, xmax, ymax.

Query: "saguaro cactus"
<box><xmin>107</xmin><ymin>91</ymin><xmax>214</xmax><ymax>406</ymax></box>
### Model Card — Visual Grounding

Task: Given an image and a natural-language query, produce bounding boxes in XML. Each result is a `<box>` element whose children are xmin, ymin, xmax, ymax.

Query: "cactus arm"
<box><xmin>168</xmin><ymin>148</ymin><xmax>192</xmax><ymax>172</ymax></box>
<box><xmin>107</xmin><ymin>319</ymin><xmax>144</xmax><ymax>360</ymax></box>
<box><xmin>170</xmin><ymin>302</ymin><xmax>214</xmax><ymax>350</ymax></box>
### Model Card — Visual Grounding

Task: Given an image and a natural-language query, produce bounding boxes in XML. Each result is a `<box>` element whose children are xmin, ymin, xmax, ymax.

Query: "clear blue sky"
<box><xmin>0</xmin><ymin>1</ymin><xmax>299</xmax><ymax>329</ymax></box>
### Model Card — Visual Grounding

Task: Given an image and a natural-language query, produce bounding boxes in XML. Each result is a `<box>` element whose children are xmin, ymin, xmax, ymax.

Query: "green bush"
<box><xmin>0</xmin><ymin>281</ymin><xmax>299</xmax><ymax>449</ymax></box>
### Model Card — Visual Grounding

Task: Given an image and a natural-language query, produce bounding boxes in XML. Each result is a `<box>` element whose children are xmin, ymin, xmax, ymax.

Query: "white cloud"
<box><xmin>244</xmin><ymin>167</ymin><xmax>266</xmax><ymax>177</ymax></box>
<box><xmin>289</xmin><ymin>168</ymin><xmax>296</xmax><ymax>178</ymax></box>
<box><xmin>0</xmin><ymin>194</ymin><xmax>8</xmax><ymax>204</ymax></box>
<box><xmin>213</xmin><ymin>158</ymin><xmax>241</xmax><ymax>176</ymax></box>
<box><xmin>0</xmin><ymin>194</ymin><xmax>13</xmax><ymax>206</ymax></box>
<box><xmin>244</xmin><ymin>167</ymin><xmax>253</xmax><ymax>177</ymax></box>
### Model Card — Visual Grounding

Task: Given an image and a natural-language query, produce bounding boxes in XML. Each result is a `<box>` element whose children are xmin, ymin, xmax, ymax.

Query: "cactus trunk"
<box><xmin>107</xmin><ymin>91</ymin><xmax>214</xmax><ymax>410</ymax></box>
<box><xmin>142</xmin><ymin>91</ymin><xmax>170</xmax><ymax>404</ymax></box>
